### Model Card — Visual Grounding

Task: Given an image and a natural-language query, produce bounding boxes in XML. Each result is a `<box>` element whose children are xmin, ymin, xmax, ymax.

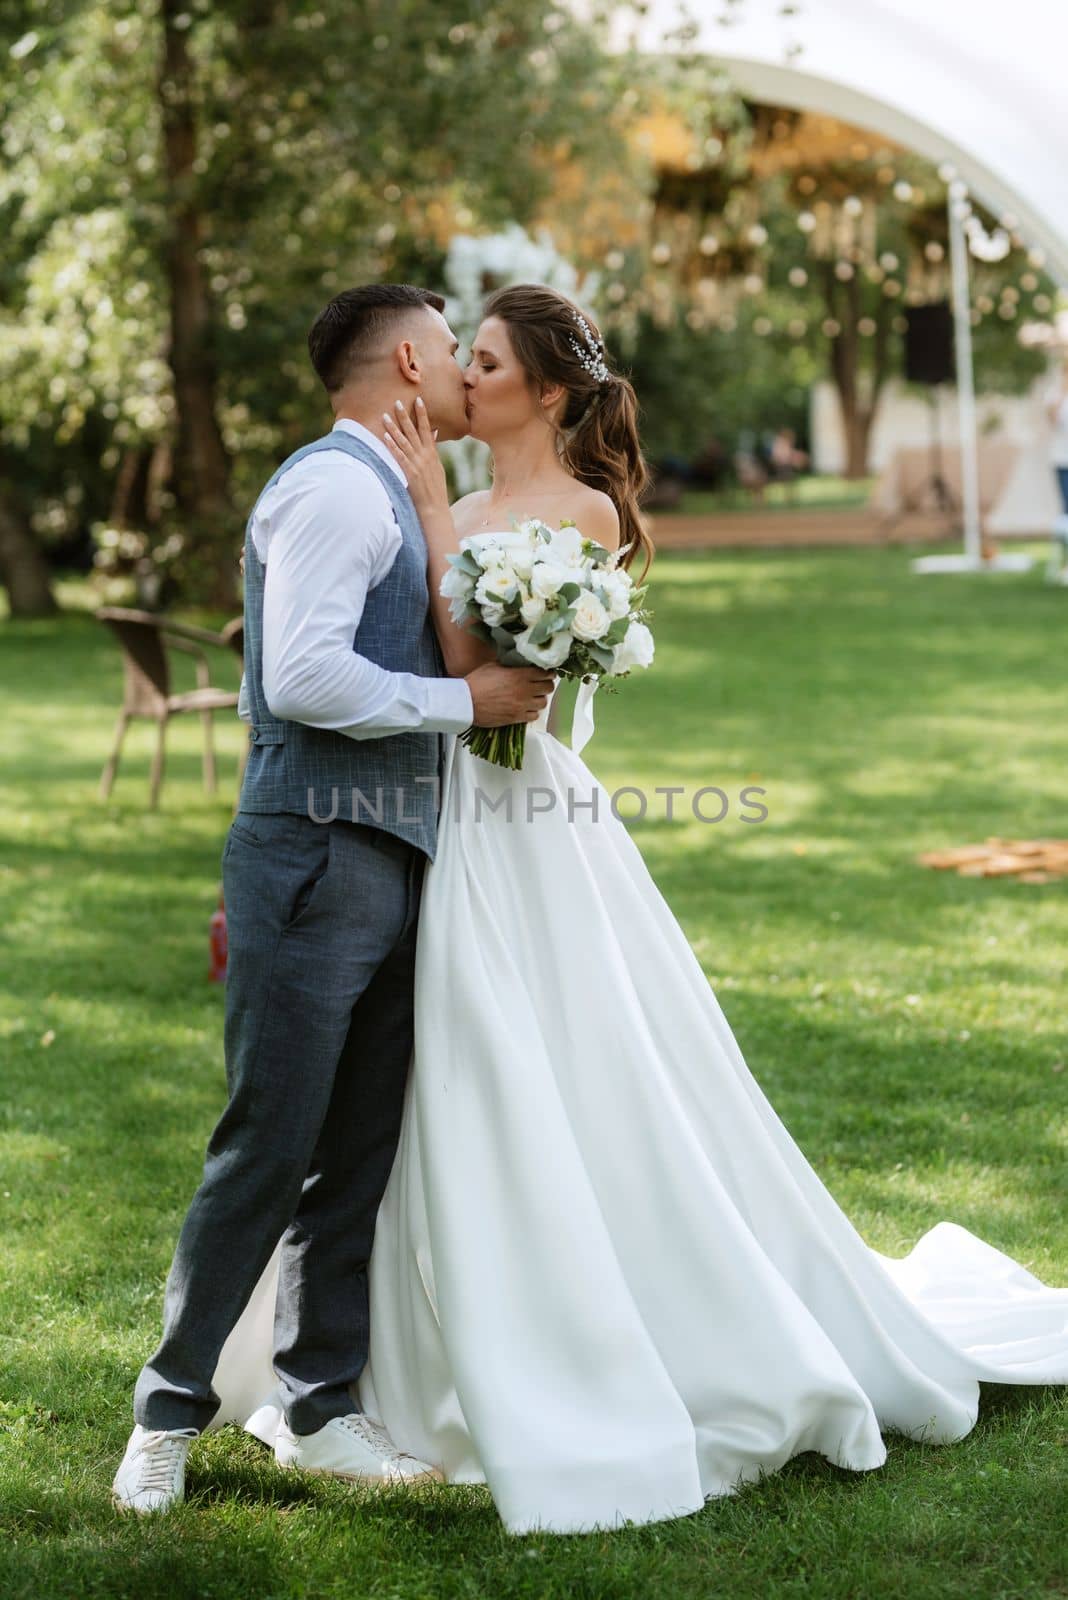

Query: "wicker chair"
<box><xmin>96</xmin><ymin>608</ymin><xmax>244</xmax><ymax>809</ymax></box>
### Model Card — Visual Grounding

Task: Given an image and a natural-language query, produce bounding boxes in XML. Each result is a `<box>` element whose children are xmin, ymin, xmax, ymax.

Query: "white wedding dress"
<box><xmin>209</xmin><ymin>676</ymin><xmax>1068</xmax><ymax>1535</ymax></box>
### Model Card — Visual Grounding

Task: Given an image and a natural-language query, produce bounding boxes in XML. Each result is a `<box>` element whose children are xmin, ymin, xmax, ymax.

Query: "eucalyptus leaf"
<box><xmin>491</xmin><ymin>624</ymin><xmax>524</xmax><ymax>655</ymax></box>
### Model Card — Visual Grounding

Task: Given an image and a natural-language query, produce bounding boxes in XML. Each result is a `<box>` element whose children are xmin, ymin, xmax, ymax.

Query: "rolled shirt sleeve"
<box><xmin>255</xmin><ymin>448</ymin><xmax>474</xmax><ymax>739</ymax></box>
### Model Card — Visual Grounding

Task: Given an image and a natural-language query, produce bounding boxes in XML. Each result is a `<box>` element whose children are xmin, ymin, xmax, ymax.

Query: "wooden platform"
<box><xmin>918</xmin><ymin>838</ymin><xmax>1068</xmax><ymax>885</ymax></box>
<box><xmin>649</xmin><ymin>506</ymin><xmax>964</xmax><ymax>552</ymax></box>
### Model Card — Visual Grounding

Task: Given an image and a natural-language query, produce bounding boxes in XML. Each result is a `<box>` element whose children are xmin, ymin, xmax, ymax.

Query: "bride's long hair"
<box><xmin>481</xmin><ymin>284</ymin><xmax>654</xmax><ymax>584</ymax></box>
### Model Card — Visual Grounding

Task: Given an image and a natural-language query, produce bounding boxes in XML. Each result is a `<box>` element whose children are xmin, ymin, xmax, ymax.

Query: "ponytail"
<box><xmin>564</xmin><ymin>376</ymin><xmax>653</xmax><ymax>585</ymax></box>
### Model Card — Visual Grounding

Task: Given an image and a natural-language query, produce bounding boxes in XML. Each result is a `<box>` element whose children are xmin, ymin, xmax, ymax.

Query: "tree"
<box><xmin>622</xmin><ymin>94</ymin><xmax>1055</xmax><ymax>476</ymax></box>
<box><xmin>0</xmin><ymin>0</ymin><xmax>644</xmax><ymax>611</ymax></box>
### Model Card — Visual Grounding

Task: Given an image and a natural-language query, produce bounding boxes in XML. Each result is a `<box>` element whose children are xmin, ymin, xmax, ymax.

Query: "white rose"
<box><xmin>515</xmin><ymin>625</ymin><xmax>573</xmax><ymax>669</ymax></box>
<box><xmin>530</xmin><ymin>561</ymin><xmax>571</xmax><ymax>600</ymax></box>
<box><xmin>609</xmin><ymin>620</ymin><xmax>655</xmax><ymax>674</ymax></box>
<box><xmin>520</xmin><ymin>594</ymin><xmax>546</xmax><ymax>625</ymax></box>
<box><xmin>570</xmin><ymin>592</ymin><xmax>610</xmax><ymax>642</ymax></box>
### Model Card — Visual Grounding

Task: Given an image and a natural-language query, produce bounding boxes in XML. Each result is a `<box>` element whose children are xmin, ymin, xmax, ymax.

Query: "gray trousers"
<box><xmin>134</xmin><ymin>810</ymin><xmax>425</xmax><ymax>1435</ymax></box>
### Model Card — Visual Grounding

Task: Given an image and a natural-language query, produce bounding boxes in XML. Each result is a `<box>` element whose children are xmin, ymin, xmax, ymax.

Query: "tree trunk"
<box><xmin>0</xmin><ymin>495</ymin><xmax>58</xmax><ymax>618</ymax></box>
<box><xmin>821</xmin><ymin>262</ymin><xmax>891</xmax><ymax>481</ymax></box>
<box><xmin>843</xmin><ymin>408</ymin><xmax>876</xmax><ymax>479</ymax></box>
<box><xmin>158</xmin><ymin>0</ymin><xmax>235</xmax><ymax>605</ymax></box>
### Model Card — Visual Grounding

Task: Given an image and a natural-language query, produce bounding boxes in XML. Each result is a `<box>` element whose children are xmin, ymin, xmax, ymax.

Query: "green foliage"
<box><xmin>0</xmin><ymin>1</ymin><xmax>644</xmax><ymax>584</ymax></box>
<box><xmin>618</xmin><ymin>308</ymin><xmax>820</xmax><ymax>463</ymax></box>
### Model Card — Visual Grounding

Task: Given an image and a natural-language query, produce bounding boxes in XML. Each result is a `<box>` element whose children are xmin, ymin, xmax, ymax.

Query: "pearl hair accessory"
<box><xmin>567</xmin><ymin>310</ymin><xmax>611</xmax><ymax>385</ymax></box>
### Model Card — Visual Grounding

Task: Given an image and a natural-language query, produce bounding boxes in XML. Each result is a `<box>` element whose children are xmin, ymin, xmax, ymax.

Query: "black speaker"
<box><xmin>903</xmin><ymin>301</ymin><xmax>954</xmax><ymax>385</ymax></box>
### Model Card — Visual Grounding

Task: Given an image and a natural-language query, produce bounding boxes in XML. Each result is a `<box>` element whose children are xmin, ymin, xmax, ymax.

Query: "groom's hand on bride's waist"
<box><xmin>464</xmin><ymin>663</ymin><xmax>556</xmax><ymax>728</ymax></box>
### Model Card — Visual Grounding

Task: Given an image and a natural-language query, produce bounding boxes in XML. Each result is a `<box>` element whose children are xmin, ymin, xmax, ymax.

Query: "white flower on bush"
<box><xmin>520</xmin><ymin>593</ymin><xmax>547</xmax><ymax>625</ymax></box>
<box><xmin>571</xmin><ymin>592</ymin><xmax>610</xmax><ymax>642</ymax></box>
<box><xmin>515</xmin><ymin>625</ymin><xmax>574</xmax><ymax>669</ymax></box>
<box><xmin>609</xmin><ymin>620</ymin><xmax>655</xmax><ymax>675</ymax></box>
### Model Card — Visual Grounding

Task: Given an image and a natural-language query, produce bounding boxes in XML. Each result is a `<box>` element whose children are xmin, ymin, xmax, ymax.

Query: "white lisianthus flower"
<box><xmin>530</xmin><ymin>561</ymin><xmax>571</xmax><ymax>600</ymax></box>
<box><xmin>475</xmin><ymin>568</ymin><xmax>516</xmax><ymax>605</ymax></box>
<box><xmin>514</xmin><ymin>625</ymin><xmax>573</xmax><ymax>669</ymax></box>
<box><xmin>597</xmin><ymin>570</ymin><xmax>632</xmax><ymax>620</ymax></box>
<box><xmin>440</xmin><ymin>566</ymin><xmax>475</xmax><ymax>599</ymax></box>
<box><xmin>481</xmin><ymin>601</ymin><xmax>507</xmax><ymax>627</ymax></box>
<box><xmin>571</xmin><ymin>592</ymin><xmax>610</xmax><ymax>642</ymax></box>
<box><xmin>520</xmin><ymin>593</ymin><xmax>547</xmax><ymax>625</ymax></box>
<box><xmin>546</xmin><ymin>524</ymin><xmax>585</xmax><ymax>567</ymax></box>
<box><xmin>609</xmin><ymin>620</ymin><xmax>655</xmax><ymax>675</ymax></box>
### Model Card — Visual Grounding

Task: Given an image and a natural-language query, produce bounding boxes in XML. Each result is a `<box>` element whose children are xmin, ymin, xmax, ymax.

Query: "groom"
<box><xmin>113</xmin><ymin>284</ymin><xmax>556</xmax><ymax>1513</ymax></box>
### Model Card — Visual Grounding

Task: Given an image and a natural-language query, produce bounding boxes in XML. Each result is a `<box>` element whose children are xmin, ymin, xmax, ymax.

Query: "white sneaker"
<box><xmin>275</xmin><ymin>1412</ymin><xmax>442</xmax><ymax>1485</ymax></box>
<box><xmin>111</xmin><ymin>1423</ymin><xmax>199</xmax><ymax>1514</ymax></box>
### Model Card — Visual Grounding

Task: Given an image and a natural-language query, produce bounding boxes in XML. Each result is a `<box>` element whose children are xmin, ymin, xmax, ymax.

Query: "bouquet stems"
<box><xmin>461</xmin><ymin>721</ymin><xmax>527</xmax><ymax>770</ymax></box>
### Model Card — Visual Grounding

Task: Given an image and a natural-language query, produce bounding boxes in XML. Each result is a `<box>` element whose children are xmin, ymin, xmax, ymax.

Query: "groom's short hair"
<box><xmin>308</xmin><ymin>284</ymin><xmax>447</xmax><ymax>394</ymax></box>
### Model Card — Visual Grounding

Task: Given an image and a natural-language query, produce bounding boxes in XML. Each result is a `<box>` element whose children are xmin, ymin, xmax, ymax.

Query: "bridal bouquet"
<box><xmin>440</xmin><ymin>518</ymin><xmax>654</xmax><ymax>769</ymax></box>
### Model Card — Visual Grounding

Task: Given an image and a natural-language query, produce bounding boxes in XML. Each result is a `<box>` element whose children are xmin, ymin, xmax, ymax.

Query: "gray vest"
<box><xmin>237</xmin><ymin>430</ymin><xmax>450</xmax><ymax>860</ymax></box>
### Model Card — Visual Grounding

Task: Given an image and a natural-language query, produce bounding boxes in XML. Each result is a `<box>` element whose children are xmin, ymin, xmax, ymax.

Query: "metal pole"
<box><xmin>947</xmin><ymin>185</ymin><xmax>982</xmax><ymax>564</ymax></box>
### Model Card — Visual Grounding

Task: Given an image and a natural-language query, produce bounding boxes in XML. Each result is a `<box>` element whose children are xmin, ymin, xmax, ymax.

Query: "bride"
<box><xmin>210</xmin><ymin>283</ymin><xmax>1068</xmax><ymax>1535</ymax></box>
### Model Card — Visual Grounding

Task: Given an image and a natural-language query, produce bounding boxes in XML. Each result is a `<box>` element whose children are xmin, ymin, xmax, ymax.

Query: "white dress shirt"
<box><xmin>236</xmin><ymin>418</ymin><xmax>473</xmax><ymax>738</ymax></box>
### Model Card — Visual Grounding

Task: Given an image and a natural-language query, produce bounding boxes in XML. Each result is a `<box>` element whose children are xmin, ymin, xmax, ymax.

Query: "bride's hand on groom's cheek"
<box><xmin>382</xmin><ymin>398</ymin><xmax>449</xmax><ymax>518</ymax></box>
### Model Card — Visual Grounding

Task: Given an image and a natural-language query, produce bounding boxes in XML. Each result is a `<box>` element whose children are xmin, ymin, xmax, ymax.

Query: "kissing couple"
<box><xmin>114</xmin><ymin>282</ymin><xmax>1068</xmax><ymax>1535</ymax></box>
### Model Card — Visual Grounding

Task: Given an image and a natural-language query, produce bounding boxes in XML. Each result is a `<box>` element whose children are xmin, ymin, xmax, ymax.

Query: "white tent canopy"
<box><xmin>629</xmin><ymin>0</ymin><xmax>1068</xmax><ymax>285</ymax></box>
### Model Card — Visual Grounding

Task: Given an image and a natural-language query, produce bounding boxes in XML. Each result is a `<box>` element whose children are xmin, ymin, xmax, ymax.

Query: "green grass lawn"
<box><xmin>1</xmin><ymin>550</ymin><xmax>1066</xmax><ymax>1600</ymax></box>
